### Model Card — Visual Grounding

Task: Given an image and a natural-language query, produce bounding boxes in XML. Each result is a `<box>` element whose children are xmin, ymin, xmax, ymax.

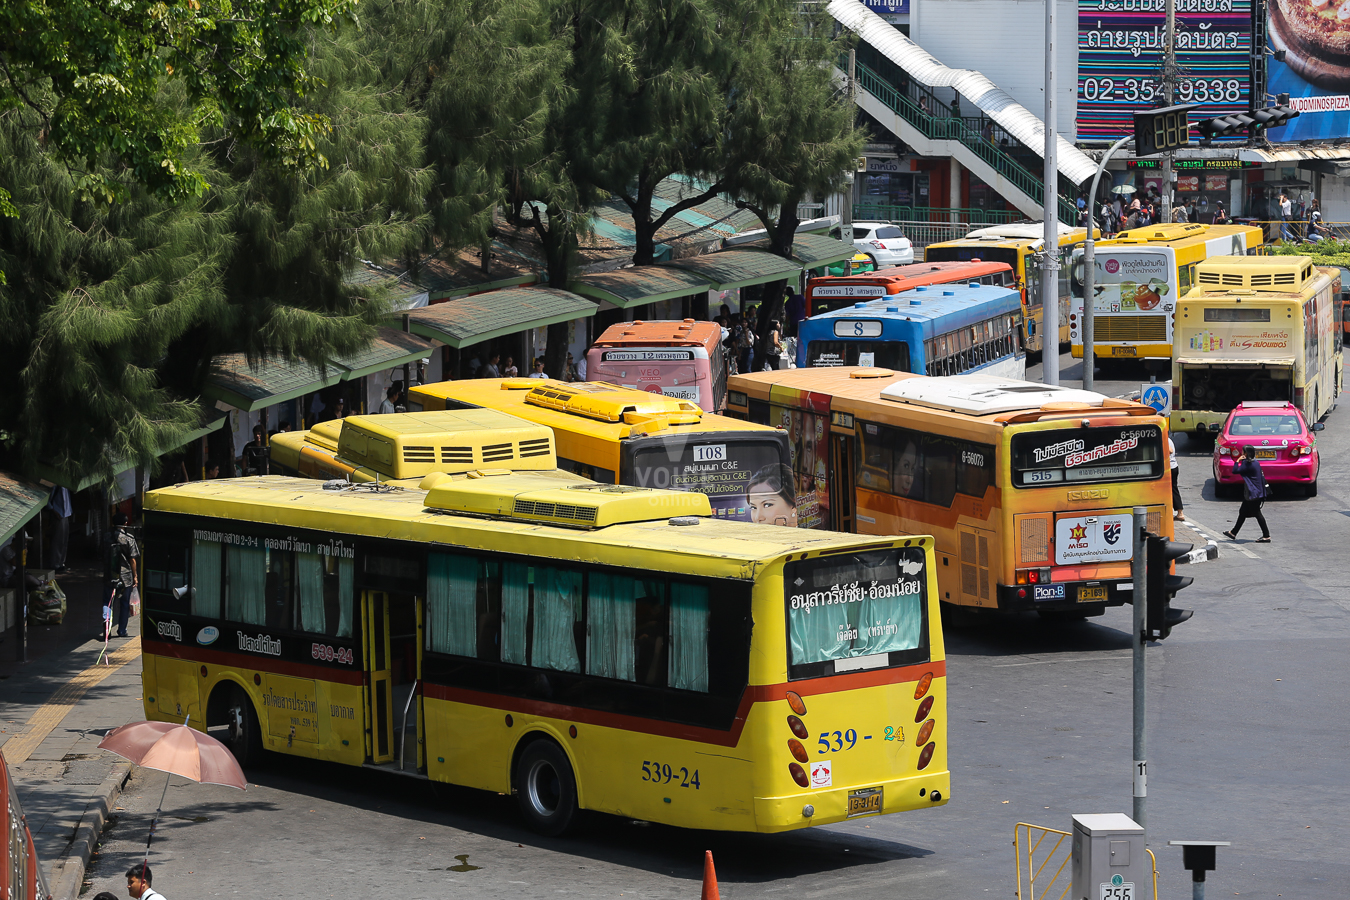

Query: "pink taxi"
<box><xmin>1212</xmin><ymin>401</ymin><xmax>1323</xmax><ymax>498</ymax></box>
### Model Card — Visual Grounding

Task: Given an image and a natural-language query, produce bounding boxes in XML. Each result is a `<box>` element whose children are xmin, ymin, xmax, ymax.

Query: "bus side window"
<box><xmin>144</xmin><ymin>542</ymin><xmax>189</xmax><ymax>614</ymax></box>
<box><xmin>295</xmin><ymin>552</ymin><xmax>354</xmax><ymax>638</ymax></box>
<box><xmin>225</xmin><ymin>545</ymin><xmax>269</xmax><ymax>626</ymax></box>
<box><xmin>748</xmin><ymin>399</ymin><xmax>771</xmax><ymax>426</ymax></box>
<box><xmin>191</xmin><ymin>540</ymin><xmax>223</xmax><ymax>619</ymax></box>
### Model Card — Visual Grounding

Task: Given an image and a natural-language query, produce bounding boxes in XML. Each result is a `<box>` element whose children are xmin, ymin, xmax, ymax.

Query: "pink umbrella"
<box><xmin>98</xmin><ymin>719</ymin><xmax>247</xmax><ymax>875</ymax></box>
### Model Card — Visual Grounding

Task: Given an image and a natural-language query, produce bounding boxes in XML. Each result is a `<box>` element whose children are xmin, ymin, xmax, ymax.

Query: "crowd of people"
<box><xmin>1076</xmin><ymin>188</ymin><xmax>1333</xmax><ymax>244</ymax></box>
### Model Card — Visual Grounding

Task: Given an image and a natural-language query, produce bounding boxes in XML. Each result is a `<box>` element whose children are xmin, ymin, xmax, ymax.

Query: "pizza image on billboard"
<box><xmin>1270</xmin><ymin>0</ymin><xmax>1350</xmax><ymax>86</ymax></box>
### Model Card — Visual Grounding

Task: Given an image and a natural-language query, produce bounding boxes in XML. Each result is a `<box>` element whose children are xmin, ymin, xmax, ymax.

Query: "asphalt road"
<box><xmin>83</xmin><ymin>351</ymin><xmax>1350</xmax><ymax>900</ymax></box>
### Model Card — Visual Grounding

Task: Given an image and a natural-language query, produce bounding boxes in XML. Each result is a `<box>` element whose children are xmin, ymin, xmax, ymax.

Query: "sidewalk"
<box><xmin>0</xmin><ymin>562</ymin><xmax>146</xmax><ymax>900</ymax></box>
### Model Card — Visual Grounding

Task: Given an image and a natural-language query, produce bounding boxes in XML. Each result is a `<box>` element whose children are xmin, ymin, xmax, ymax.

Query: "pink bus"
<box><xmin>585</xmin><ymin>319</ymin><xmax>728</xmax><ymax>411</ymax></box>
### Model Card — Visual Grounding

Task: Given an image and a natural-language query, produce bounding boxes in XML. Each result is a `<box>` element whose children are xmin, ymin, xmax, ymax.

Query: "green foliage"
<box><xmin>1273</xmin><ymin>239</ymin><xmax>1350</xmax><ymax>268</ymax></box>
<box><xmin>0</xmin><ymin>0</ymin><xmax>357</xmax><ymax>205</ymax></box>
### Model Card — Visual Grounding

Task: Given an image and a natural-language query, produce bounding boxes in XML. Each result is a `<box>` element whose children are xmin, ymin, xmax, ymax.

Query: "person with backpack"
<box><xmin>1223</xmin><ymin>446</ymin><xmax>1271</xmax><ymax>543</ymax></box>
<box><xmin>106</xmin><ymin>512</ymin><xmax>140</xmax><ymax>639</ymax></box>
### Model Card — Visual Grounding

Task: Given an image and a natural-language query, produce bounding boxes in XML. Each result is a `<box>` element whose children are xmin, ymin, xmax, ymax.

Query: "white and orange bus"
<box><xmin>586</xmin><ymin>319</ymin><xmax>727</xmax><ymax>411</ymax></box>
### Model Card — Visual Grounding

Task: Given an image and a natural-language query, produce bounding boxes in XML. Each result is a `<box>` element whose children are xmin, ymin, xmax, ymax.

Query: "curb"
<box><xmin>1177</xmin><ymin>540</ymin><xmax>1219</xmax><ymax>565</ymax></box>
<box><xmin>48</xmin><ymin>760</ymin><xmax>135</xmax><ymax>900</ymax></box>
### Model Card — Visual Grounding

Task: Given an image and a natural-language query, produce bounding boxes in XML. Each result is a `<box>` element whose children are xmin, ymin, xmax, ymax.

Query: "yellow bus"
<box><xmin>410</xmin><ymin>378</ymin><xmax>799</xmax><ymax>525</ymax></box>
<box><xmin>138</xmin><ymin>473</ymin><xmax>949</xmax><ymax>834</ymax></box>
<box><xmin>1172</xmin><ymin>255</ymin><xmax>1342</xmax><ymax>441</ymax></box>
<box><xmin>268</xmin><ymin>409</ymin><xmax>559</xmax><ymax>484</ymax></box>
<box><xmin>924</xmin><ymin>223</ymin><xmax>1093</xmax><ymax>355</ymax></box>
<box><xmin>1068</xmin><ymin>223</ymin><xmax>1265</xmax><ymax>364</ymax></box>
<box><xmin>727</xmin><ymin>368</ymin><xmax>1173</xmax><ymax>619</ymax></box>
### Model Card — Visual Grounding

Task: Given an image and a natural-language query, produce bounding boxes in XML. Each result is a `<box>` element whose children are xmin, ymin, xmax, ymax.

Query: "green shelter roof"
<box><xmin>738</xmin><ymin>233</ymin><xmax>855</xmax><ymax>267</ymax></box>
<box><xmin>0</xmin><ymin>472</ymin><xmax>49</xmax><ymax>546</ymax></box>
<box><xmin>661</xmin><ymin>248</ymin><xmax>803</xmax><ymax>290</ymax></box>
<box><xmin>571</xmin><ymin>267</ymin><xmax>715</xmax><ymax>309</ymax></box>
<box><xmin>403</xmin><ymin>287</ymin><xmax>596</xmax><ymax>349</ymax></box>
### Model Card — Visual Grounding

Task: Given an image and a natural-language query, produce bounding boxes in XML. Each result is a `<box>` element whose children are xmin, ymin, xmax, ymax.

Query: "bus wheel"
<box><xmin>211</xmin><ymin>684</ymin><xmax>263</xmax><ymax>767</ymax></box>
<box><xmin>514</xmin><ymin>738</ymin><xmax>578</xmax><ymax>836</ymax></box>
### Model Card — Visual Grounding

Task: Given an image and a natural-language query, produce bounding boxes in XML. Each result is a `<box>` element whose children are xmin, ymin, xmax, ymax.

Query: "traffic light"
<box><xmin>1194</xmin><ymin>105</ymin><xmax>1300</xmax><ymax>143</ymax></box>
<box><xmin>1133</xmin><ymin>103</ymin><xmax>1198</xmax><ymax>156</ymax></box>
<box><xmin>1144</xmin><ymin>532</ymin><xmax>1194</xmax><ymax>641</ymax></box>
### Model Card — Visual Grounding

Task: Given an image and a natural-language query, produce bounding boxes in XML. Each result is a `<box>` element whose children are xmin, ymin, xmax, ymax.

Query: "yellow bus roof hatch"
<box><xmin>423</xmin><ymin>475</ymin><xmax>711</xmax><ymax>528</ymax></box>
<box><xmin>336</xmin><ymin>410</ymin><xmax>556</xmax><ymax>480</ymax></box>
<box><xmin>1195</xmin><ymin>255</ymin><xmax>1316</xmax><ymax>293</ymax></box>
<box><xmin>520</xmin><ymin>380</ymin><xmax>703</xmax><ymax>424</ymax></box>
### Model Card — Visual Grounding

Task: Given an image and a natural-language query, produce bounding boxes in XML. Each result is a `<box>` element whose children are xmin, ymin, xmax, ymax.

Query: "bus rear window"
<box><xmin>628</xmin><ymin>437</ymin><xmax>788</xmax><ymax>522</ymax></box>
<box><xmin>924</xmin><ymin>246</ymin><xmax>1019</xmax><ymax>269</ymax></box>
<box><xmin>1010</xmin><ymin>424</ymin><xmax>1164</xmax><ymax>487</ymax></box>
<box><xmin>807</xmin><ymin>340</ymin><xmax>910</xmax><ymax>371</ymax></box>
<box><xmin>785</xmin><ymin>547</ymin><xmax>929</xmax><ymax>679</ymax></box>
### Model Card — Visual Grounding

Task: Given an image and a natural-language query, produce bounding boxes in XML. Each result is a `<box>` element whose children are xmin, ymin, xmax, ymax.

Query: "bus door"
<box><xmin>830</xmin><ymin>431</ymin><xmax>855</xmax><ymax>532</ymax></box>
<box><xmin>362</xmin><ymin>590</ymin><xmax>395</xmax><ymax>763</ymax></box>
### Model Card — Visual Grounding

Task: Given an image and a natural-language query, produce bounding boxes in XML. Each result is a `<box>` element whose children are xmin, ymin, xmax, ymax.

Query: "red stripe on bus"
<box><xmin>423</xmin><ymin>659</ymin><xmax>946</xmax><ymax>747</ymax></box>
<box><xmin>143</xmin><ymin>641</ymin><xmax>366</xmax><ymax>686</ymax></box>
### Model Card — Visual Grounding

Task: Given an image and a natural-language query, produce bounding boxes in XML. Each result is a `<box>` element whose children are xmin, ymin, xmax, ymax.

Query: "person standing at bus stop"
<box><xmin>1223</xmin><ymin>446</ymin><xmax>1271</xmax><ymax>543</ymax></box>
<box><xmin>1169</xmin><ymin>436</ymin><xmax>1184</xmax><ymax>522</ymax></box>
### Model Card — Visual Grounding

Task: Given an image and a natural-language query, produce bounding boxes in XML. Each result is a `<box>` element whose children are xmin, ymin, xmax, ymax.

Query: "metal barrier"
<box><xmin>1013</xmin><ymin>823</ymin><xmax>1159</xmax><ymax>900</ymax></box>
<box><xmin>853</xmin><ymin>205</ymin><xmax>1023</xmax><ymax>227</ymax></box>
<box><xmin>1242</xmin><ymin>220</ymin><xmax>1350</xmax><ymax>245</ymax></box>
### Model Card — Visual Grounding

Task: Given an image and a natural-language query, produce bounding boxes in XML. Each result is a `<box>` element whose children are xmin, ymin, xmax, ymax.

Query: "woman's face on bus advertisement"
<box><xmin>896</xmin><ymin>441</ymin><xmax>919</xmax><ymax>496</ymax></box>
<box><xmin>748</xmin><ymin>483</ymin><xmax>798</xmax><ymax>527</ymax></box>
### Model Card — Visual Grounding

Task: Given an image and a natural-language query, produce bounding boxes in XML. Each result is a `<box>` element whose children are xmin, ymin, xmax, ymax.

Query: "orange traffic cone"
<box><xmin>701</xmin><ymin>850</ymin><xmax>719</xmax><ymax>900</ymax></box>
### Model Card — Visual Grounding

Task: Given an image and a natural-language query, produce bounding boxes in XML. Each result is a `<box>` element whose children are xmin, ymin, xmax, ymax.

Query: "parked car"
<box><xmin>833</xmin><ymin>222</ymin><xmax>915</xmax><ymax>267</ymax></box>
<box><xmin>1212</xmin><ymin>400</ymin><xmax>1323</xmax><ymax>497</ymax></box>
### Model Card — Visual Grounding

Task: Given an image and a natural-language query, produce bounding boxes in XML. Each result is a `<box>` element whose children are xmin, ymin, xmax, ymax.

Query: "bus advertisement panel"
<box><xmin>139</xmin><ymin>475</ymin><xmax>950</xmax><ymax>835</ymax></box>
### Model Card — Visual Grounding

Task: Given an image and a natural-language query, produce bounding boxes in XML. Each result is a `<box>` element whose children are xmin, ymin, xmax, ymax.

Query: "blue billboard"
<box><xmin>1267</xmin><ymin>0</ymin><xmax>1350</xmax><ymax>141</ymax></box>
<box><xmin>862</xmin><ymin>0</ymin><xmax>909</xmax><ymax>13</ymax></box>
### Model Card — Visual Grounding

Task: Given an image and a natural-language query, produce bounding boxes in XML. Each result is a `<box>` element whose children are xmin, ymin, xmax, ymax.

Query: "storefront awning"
<box><xmin>0</xmin><ymin>472</ymin><xmax>49</xmax><ymax>546</ymax></box>
<box><xmin>203</xmin><ymin>328</ymin><xmax>436</xmax><ymax>412</ymax></box>
<box><xmin>735</xmin><ymin>233</ymin><xmax>856</xmax><ymax>268</ymax></box>
<box><xmin>1238</xmin><ymin>146</ymin><xmax>1350</xmax><ymax>164</ymax></box>
<box><xmin>571</xmin><ymin>267</ymin><xmax>715</xmax><ymax>309</ymax></box>
<box><xmin>403</xmin><ymin>287</ymin><xmax>597</xmax><ymax>349</ymax></box>
<box><xmin>661</xmin><ymin>249</ymin><xmax>803</xmax><ymax>290</ymax></box>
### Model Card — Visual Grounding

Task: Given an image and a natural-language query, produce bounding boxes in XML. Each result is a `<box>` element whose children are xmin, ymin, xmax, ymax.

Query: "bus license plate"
<box><xmin>1079</xmin><ymin>585</ymin><xmax>1108</xmax><ymax>603</ymax></box>
<box><xmin>1256</xmin><ymin>449</ymin><xmax>1277</xmax><ymax>459</ymax></box>
<box><xmin>847</xmin><ymin>787</ymin><xmax>883</xmax><ymax>817</ymax></box>
<box><xmin>1110</xmin><ymin>346</ymin><xmax>1137</xmax><ymax>357</ymax></box>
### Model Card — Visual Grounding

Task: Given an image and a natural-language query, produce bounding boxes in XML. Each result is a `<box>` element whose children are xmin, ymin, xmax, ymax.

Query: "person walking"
<box><xmin>1279</xmin><ymin>192</ymin><xmax>1294</xmax><ymax>242</ymax></box>
<box><xmin>765</xmin><ymin>319</ymin><xmax>784</xmax><ymax>371</ymax></box>
<box><xmin>107</xmin><ymin>513</ymin><xmax>140</xmax><ymax>638</ymax></box>
<box><xmin>1223</xmin><ymin>446</ymin><xmax>1271</xmax><ymax>543</ymax></box>
<box><xmin>1169</xmin><ymin>436</ymin><xmax>1185</xmax><ymax>522</ymax></box>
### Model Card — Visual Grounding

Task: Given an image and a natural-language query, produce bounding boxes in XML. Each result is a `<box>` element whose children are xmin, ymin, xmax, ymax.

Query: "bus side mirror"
<box><xmin>1311</xmin><ymin>422</ymin><xmax>1325</xmax><ymax>432</ymax></box>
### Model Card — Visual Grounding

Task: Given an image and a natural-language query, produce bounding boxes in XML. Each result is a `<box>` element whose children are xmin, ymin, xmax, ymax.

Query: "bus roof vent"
<box><xmin>423</xmin><ymin>477</ymin><xmax>711</xmax><ymax>528</ymax></box>
<box><xmin>336</xmin><ymin>410</ymin><xmax>556</xmax><ymax>479</ymax></box>
<box><xmin>1195</xmin><ymin>255</ymin><xmax>1312</xmax><ymax>293</ymax></box>
<box><xmin>880</xmin><ymin>374</ymin><xmax>1109</xmax><ymax>415</ymax></box>
<box><xmin>522</xmin><ymin>380</ymin><xmax>702</xmax><ymax>423</ymax></box>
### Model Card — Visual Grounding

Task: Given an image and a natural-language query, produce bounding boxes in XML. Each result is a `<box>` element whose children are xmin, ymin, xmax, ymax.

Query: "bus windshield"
<box><xmin>785</xmin><ymin>547</ymin><xmax>929</xmax><ymax>679</ymax></box>
<box><xmin>806</xmin><ymin>339</ymin><xmax>910</xmax><ymax>370</ymax></box>
<box><xmin>628</xmin><ymin>437</ymin><xmax>789</xmax><ymax>523</ymax></box>
<box><xmin>1010</xmin><ymin>424</ymin><xmax>1164</xmax><ymax>487</ymax></box>
<box><xmin>924</xmin><ymin>246</ymin><xmax>1019</xmax><ymax>269</ymax></box>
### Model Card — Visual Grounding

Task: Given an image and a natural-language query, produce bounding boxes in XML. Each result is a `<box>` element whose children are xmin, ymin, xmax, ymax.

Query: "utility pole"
<box><xmin>1160</xmin><ymin>0</ymin><xmax>1176</xmax><ymax>223</ymax></box>
<box><xmin>1042</xmin><ymin>0</ymin><xmax>1060</xmax><ymax>385</ymax></box>
<box><xmin>1132</xmin><ymin>506</ymin><xmax>1148</xmax><ymax>830</ymax></box>
<box><xmin>844</xmin><ymin>49</ymin><xmax>857</xmax><ymax>275</ymax></box>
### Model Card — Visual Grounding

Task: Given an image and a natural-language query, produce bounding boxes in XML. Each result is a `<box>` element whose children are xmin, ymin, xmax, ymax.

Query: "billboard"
<box><xmin>862</xmin><ymin>0</ymin><xmax>909</xmax><ymax>13</ymax></box>
<box><xmin>1077</xmin><ymin>0</ymin><xmax>1252</xmax><ymax>141</ymax></box>
<box><xmin>1266</xmin><ymin>0</ymin><xmax>1350</xmax><ymax>141</ymax></box>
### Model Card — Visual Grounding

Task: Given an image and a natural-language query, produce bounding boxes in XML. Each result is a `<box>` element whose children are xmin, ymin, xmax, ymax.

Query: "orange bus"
<box><xmin>727</xmin><ymin>368</ymin><xmax>1174</xmax><ymax>619</ymax></box>
<box><xmin>586</xmin><ymin>319</ymin><xmax>727</xmax><ymax>412</ymax></box>
<box><xmin>804</xmin><ymin>260</ymin><xmax>1016</xmax><ymax>317</ymax></box>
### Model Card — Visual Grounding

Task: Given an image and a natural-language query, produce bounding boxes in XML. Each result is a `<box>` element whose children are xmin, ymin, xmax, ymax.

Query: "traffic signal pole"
<box><xmin>1042</xmin><ymin>0</ymin><xmax>1060</xmax><ymax>386</ymax></box>
<box><xmin>1160</xmin><ymin>0</ymin><xmax>1176</xmax><ymax>223</ymax></box>
<box><xmin>1082</xmin><ymin>133</ymin><xmax>1133</xmax><ymax>392</ymax></box>
<box><xmin>1132</xmin><ymin>506</ymin><xmax>1148</xmax><ymax>831</ymax></box>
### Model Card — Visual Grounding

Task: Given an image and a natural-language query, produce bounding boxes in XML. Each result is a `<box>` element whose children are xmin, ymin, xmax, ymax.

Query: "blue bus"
<box><xmin>795</xmin><ymin>282</ymin><xmax>1025</xmax><ymax>380</ymax></box>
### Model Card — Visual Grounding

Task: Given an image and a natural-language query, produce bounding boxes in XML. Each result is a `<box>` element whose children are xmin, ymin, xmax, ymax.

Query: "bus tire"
<box><xmin>514</xmin><ymin>738</ymin><xmax>578</xmax><ymax>836</ymax></box>
<box><xmin>210</xmin><ymin>683</ymin><xmax>264</xmax><ymax>768</ymax></box>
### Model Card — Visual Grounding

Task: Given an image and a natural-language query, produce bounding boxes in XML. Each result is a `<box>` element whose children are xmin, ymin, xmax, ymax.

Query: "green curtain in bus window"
<box><xmin>533</xmin><ymin>565</ymin><xmax>581</xmax><ymax>673</ymax></box>
<box><xmin>426</xmin><ymin>553</ymin><xmax>477</xmax><ymax>656</ymax></box>
<box><xmin>858</xmin><ymin>590</ymin><xmax>922</xmax><ymax>656</ymax></box>
<box><xmin>296</xmin><ymin>552</ymin><xmax>325</xmax><ymax>633</ymax></box>
<box><xmin>501</xmin><ymin>564</ymin><xmax>529</xmax><ymax>665</ymax></box>
<box><xmin>225</xmin><ymin>546</ymin><xmax>267</xmax><ymax>625</ymax></box>
<box><xmin>191</xmin><ymin>541</ymin><xmax>221</xmax><ymax>618</ymax></box>
<box><xmin>587</xmin><ymin>572</ymin><xmax>636</xmax><ymax>681</ymax></box>
<box><xmin>668</xmin><ymin>582</ymin><xmax>709</xmax><ymax>692</ymax></box>
<box><xmin>336</xmin><ymin>557</ymin><xmax>354</xmax><ymax>639</ymax></box>
<box><xmin>789</xmin><ymin>596</ymin><xmax>851</xmax><ymax>665</ymax></box>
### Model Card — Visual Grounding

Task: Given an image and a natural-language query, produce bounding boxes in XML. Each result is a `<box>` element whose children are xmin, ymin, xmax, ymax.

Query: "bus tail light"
<box><xmin>916</xmin><ymin>718</ymin><xmax>936</xmax><ymax>746</ymax></box>
<box><xmin>789</xmin><ymin>763</ymin><xmax>810</xmax><ymax>788</ymax></box>
<box><xmin>917</xmin><ymin>742</ymin><xmax>937</xmax><ymax>770</ymax></box>
<box><xmin>1295</xmin><ymin>387</ymin><xmax>1305</xmax><ymax>408</ymax></box>
<box><xmin>914</xmin><ymin>672</ymin><xmax>933</xmax><ymax>700</ymax></box>
<box><xmin>786</xmin><ymin>691</ymin><xmax>807</xmax><ymax>716</ymax></box>
<box><xmin>788</xmin><ymin>740</ymin><xmax>809</xmax><ymax>763</ymax></box>
<box><xmin>1017</xmin><ymin>567</ymin><xmax>1051</xmax><ymax>585</ymax></box>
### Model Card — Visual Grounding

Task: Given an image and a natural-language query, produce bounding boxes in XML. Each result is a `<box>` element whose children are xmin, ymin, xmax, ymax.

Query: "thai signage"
<box><xmin>1077</xmin><ymin>0</ymin><xmax>1252</xmax><ymax>141</ymax></box>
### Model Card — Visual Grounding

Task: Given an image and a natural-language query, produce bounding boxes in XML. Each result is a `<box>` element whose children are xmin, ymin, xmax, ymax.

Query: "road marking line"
<box><xmin>993</xmin><ymin>652</ymin><xmax>1133</xmax><ymax>668</ymax></box>
<box><xmin>1181</xmin><ymin>515</ymin><xmax>1260</xmax><ymax>559</ymax></box>
<box><xmin>2</xmin><ymin>638</ymin><xmax>140</xmax><ymax>765</ymax></box>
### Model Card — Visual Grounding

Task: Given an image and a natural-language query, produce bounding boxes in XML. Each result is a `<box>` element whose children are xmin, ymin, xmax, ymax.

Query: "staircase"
<box><xmin>848</xmin><ymin>60</ymin><xmax>1078</xmax><ymax>224</ymax></box>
